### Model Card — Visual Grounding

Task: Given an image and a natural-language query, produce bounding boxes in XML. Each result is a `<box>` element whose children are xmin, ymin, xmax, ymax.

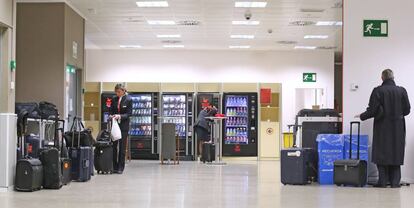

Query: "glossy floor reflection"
<box><xmin>0</xmin><ymin>160</ymin><xmax>413</xmax><ymax>208</ymax></box>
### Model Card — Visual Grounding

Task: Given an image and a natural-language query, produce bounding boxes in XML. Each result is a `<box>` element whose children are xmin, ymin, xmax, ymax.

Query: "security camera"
<box><xmin>268</xmin><ymin>29</ymin><xmax>273</xmax><ymax>34</ymax></box>
<box><xmin>245</xmin><ymin>10</ymin><xmax>252</xmax><ymax>20</ymax></box>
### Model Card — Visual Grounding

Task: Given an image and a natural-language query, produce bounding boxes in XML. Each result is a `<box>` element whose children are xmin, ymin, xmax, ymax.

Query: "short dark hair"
<box><xmin>382</xmin><ymin>69</ymin><xmax>394</xmax><ymax>80</ymax></box>
<box><xmin>114</xmin><ymin>83</ymin><xmax>127</xmax><ymax>92</ymax></box>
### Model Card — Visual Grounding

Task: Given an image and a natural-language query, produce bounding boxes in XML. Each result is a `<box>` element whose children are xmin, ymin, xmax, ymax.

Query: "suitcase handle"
<box><xmin>349</xmin><ymin>121</ymin><xmax>361</xmax><ymax>160</ymax></box>
<box><xmin>83</xmin><ymin>159</ymin><xmax>89</xmax><ymax>168</ymax></box>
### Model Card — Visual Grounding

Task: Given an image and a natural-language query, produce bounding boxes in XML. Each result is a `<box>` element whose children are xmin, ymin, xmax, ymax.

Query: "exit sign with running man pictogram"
<box><xmin>364</xmin><ymin>20</ymin><xmax>388</xmax><ymax>37</ymax></box>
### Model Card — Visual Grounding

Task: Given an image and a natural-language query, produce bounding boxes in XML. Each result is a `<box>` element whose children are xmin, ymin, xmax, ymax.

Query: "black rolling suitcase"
<box><xmin>61</xmin><ymin>158</ymin><xmax>71</xmax><ymax>185</ymax></box>
<box><xmin>69</xmin><ymin>118</ymin><xmax>91</xmax><ymax>182</ymax></box>
<box><xmin>281</xmin><ymin>125</ymin><xmax>317</xmax><ymax>185</ymax></box>
<box><xmin>94</xmin><ymin>128</ymin><xmax>113</xmax><ymax>174</ymax></box>
<box><xmin>15</xmin><ymin>110</ymin><xmax>43</xmax><ymax>192</ymax></box>
<box><xmin>201</xmin><ymin>143</ymin><xmax>215</xmax><ymax>163</ymax></box>
<box><xmin>39</xmin><ymin>148</ymin><xmax>62</xmax><ymax>189</ymax></box>
<box><xmin>56</xmin><ymin>119</ymin><xmax>71</xmax><ymax>185</ymax></box>
<box><xmin>281</xmin><ymin>148</ymin><xmax>317</xmax><ymax>185</ymax></box>
<box><xmin>334</xmin><ymin>122</ymin><xmax>367</xmax><ymax>187</ymax></box>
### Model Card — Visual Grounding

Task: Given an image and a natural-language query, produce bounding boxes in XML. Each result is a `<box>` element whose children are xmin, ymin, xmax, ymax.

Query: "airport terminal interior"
<box><xmin>1</xmin><ymin>0</ymin><xmax>414</xmax><ymax>208</ymax></box>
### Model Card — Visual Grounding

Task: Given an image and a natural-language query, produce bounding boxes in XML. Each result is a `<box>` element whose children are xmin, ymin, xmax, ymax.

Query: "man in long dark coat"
<box><xmin>357</xmin><ymin>69</ymin><xmax>411</xmax><ymax>188</ymax></box>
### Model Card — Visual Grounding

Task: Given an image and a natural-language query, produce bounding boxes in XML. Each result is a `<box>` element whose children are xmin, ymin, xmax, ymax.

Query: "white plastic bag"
<box><xmin>111</xmin><ymin>118</ymin><xmax>122</xmax><ymax>141</ymax></box>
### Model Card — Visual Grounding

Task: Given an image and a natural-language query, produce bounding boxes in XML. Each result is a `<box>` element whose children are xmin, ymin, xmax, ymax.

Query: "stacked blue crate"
<box><xmin>317</xmin><ymin>134</ymin><xmax>369</xmax><ymax>185</ymax></box>
<box><xmin>317</xmin><ymin>134</ymin><xmax>344</xmax><ymax>185</ymax></box>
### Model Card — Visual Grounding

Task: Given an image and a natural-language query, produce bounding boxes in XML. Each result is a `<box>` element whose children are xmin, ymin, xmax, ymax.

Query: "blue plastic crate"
<box><xmin>317</xmin><ymin>134</ymin><xmax>344</xmax><ymax>185</ymax></box>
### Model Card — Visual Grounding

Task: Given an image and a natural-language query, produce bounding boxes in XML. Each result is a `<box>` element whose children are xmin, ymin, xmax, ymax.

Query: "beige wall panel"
<box><xmin>260</xmin><ymin>121</ymin><xmax>280</xmax><ymax>158</ymax></box>
<box><xmin>197</xmin><ymin>83</ymin><xmax>221</xmax><ymax>92</ymax></box>
<box><xmin>222</xmin><ymin>83</ymin><xmax>257</xmax><ymax>92</ymax></box>
<box><xmin>127</xmin><ymin>83</ymin><xmax>160</xmax><ymax>92</ymax></box>
<box><xmin>161</xmin><ymin>83</ymin><xmax>195</xmax><ymax>92</ymax></box>
<box><xmin>102</xmin><ymin>82</ymin><xmax>119</xmax><ymax>92</ymax></box>
<box><xmin>85</xmin><ymin>82</ymin><xmax>100</xmax><ymax>92</ymax></box>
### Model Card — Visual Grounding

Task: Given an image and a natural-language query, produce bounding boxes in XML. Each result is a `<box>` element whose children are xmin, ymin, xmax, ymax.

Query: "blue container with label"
<box><xmin>317</xmin><ymin>134</ymin><xmax>344</xmax><ymax>185</ymax></box>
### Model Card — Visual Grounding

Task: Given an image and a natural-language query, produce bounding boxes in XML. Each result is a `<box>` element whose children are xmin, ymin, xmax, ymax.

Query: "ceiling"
<box><xmin>66</xmin><ymin>0</ymin><xmax>343</xmax><ymax>51</ymax></box>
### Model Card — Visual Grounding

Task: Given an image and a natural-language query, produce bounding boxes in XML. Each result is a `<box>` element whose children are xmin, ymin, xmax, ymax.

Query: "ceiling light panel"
<box><xmin>147</xmin><ymin>20</ymin><xmax>176</xmax><ymax>25</ymax></box>
<box><xmin>163</xmin><ymin>45</ymin><xmax>184</xmax><ymax>48</ymax></box>
<box><xmin>235</xmin><ymin>2</ymin><xmax>268</xmax><ymax>8</ymax></box>
<box><xmin>304</xmin><ymin>35</ymin><xmax>329</xmax><ymax>39</ymax></box>
<box><xmin>294</xmin><ymin>46</ymin><xmax>317</xmax><ymax>50</ymax></box>
<box><xmin>232</xmin><ymin>21</ymin><xmax>260</xmax><ymax>25</ymax></box>
<box><xmin>136</xmin><ymin>1</ymin><xmax>169</xmax><ymax>8</ymax></box>
<box><xmin>120</xmin><ymin>45</ymin><xmax>142</xmax><ymax>48</ymax></box>
<box><xmin>229</xmin><ymin>45</ymin><xmax>251</xmax><ymax>49</ymax></box>
<box><xmin>157</xmin><ymin>34</ymin><xmax>181</xmax><ymax>38</ymax></box>
<box><xmin>316</xmin><ymin>21</ymin><xmax>342</xmax><ymax>26</ymax></box>
<box><xmin>230</xmin><ymin>35</ymin><xmax>255</xmax><ymax>39</ymax></box>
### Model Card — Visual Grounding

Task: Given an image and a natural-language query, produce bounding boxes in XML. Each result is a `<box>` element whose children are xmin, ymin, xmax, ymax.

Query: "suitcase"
<box><xmin>39</xmin><ymin>148</ymin><xmax>62</xmax><ymax>189</ymax></box>
<box><xmin>334</xmin><ymin>122</ymin><xmax>367</xmax><ymax>187</ymax></box>
<box><xmin>89</xmin><ymin>147</ymin><xmax>94</xmax><ymax>176</ymax></box>
<box><xmin>61</xmin><ymin>158</ymin><xmax>71</xmax><ymax>185</ymax></box>
<box><xmin>26</xmin><ymin>135</ymin><xmax>41</xmax><ymax>158</ymax></box>
<box><xmin>70</xmin><ymin>146</ymin><xmax>91</xmax><ymax>182</ymax></box>
<box><xmin>69</xmin><ymin>119</ymin><xmax>91</xmax><ymax>182</ymax></box>
<box><xmin>201</xmin><ymin>143</ymin><xmax>215</xmax><ymax>163</ymax></box>
<box><xmin>281</xmin><ymin>148</ymin><xmax>317</xmax><ymax>185</ymax></box>
<box><xmin>15</xmin><ymin>158</ymin><xmax>43</xmax><ymax>192</ymax></box>
<box><xmin>94</xmin><ymin>141</ymin><xmax>114</xmax><ymax>174</ymax></box>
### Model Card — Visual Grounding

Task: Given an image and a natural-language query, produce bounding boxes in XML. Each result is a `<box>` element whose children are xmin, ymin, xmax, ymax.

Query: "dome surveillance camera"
<box><xmin>245</xmin><ymin>10</ymin><xmax>252</xmax><ymax>20</ymax></box>
<box><xmin>268</xmin><ymin>29</ymin><xmax>273</xmax><ymax>34</ymax></box>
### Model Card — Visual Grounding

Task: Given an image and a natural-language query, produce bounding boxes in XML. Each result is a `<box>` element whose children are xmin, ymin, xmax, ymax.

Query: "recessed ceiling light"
<box><xmin>304</xmin><ymin>35</ymin><xmax>329</xmax><ymax>39</ymax></box>
<box><xmin>235</xmin><ymin>1</ymin><xmax>267</xmax><ymax>8</ymax></box>
<box><xmin>230</xmin><ymin>35</ymin><xmax>255</xmax><ymax>39</ymax></box>
<box><xmin>157</xmin><ymin>34</ymin><xmax>181</xmax><ymax>38</ymax></box>
<box><xmin>147</xmin><ymin>20</ymin><xmax>176</xmax><ymax>25</ymax></box>
<box><xmin>229</xmin><ymin>45</ymin><xmax>251</xmax><ymax>49</ymax></box>
<box><xmin>316</xmin><ymin>21</ymin><xmax>342</xmax><ymax>26</ymax></box>
<box><xmin>136</xmin><ymin>1</ymin><xmax>169</xmax><ymax>7</ymax></box>
<box><xmin>295</xmin><ymin>46</ymin><xmax>317</xmax><ymax>50</ymax></box>
<box><xmin>232</xmin><ymin>21</ymin><xmax>260</xmax><ymax>25</ymax></box>
<box><xmin>163</xmin><ymin>45</ymin><xmax>184</xmax><ymax>48</ymax></box>
<box><xmin>120</xmin><ymin>45</ymin><xmax>142</xmax><ymax>48</ymax></box>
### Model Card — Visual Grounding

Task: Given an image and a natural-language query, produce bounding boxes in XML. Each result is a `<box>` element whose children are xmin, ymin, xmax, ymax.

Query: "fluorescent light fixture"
<box><xmin>119</xmin><ymin>45</ymin><xmax>142</xmax><ymax>48</ymax></box>
<box><xmin>147</xmin><ymin>20</ymin><xmax>176</xmax><ymax>25</ymax></box>
<box><xmin>163</xmin><ymin>45</ymin><xmax>184</xmax><ymax>48</ymax></box>
<box><xmin>235</xmin><ymin>1</ymin><xmax>267</xmax><ymax>8</ymax></box>
<box><xmin>316</xmin><ymin>21</ymin><xmax>342</xmax><ymax>26</ymax></box>
<box><xmin>156</xmin><ymin>34</ymin><xmax>181</xmax><ymax>38</ymax></box>
<box><xmin>136</xmin><ymin>1</ymin><xmax>169</xmax><ymax>7</ymax></box>
<box><xmin>229</xmin><ymin>45</ymin><xmax>251</xmax><ymax>49</ymax></box>
<box><xmin>230</xmin><ymin>35</ymin><xmax>255</xmax><ymax>39</ymax></box>
<box><xmin>294</xmin><ymin>46</ymin><xmax>317</xmax><ymax>50</ymax></box>
<box><xmin>232</xmin><ymin>20</ymin><xmax>260</xmax><ymax>25</ymax></box>
<box><xmin>304</xmin><ymin>35</ymin><xmax>329</xmax><ymax>39</ymax></box>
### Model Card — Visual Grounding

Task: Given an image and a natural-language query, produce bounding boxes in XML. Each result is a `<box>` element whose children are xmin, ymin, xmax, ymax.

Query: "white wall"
<box><xmin>86</xmin><ymin>49</ymin><xmax>334</xmax><ymax>131</ymax></box>
<box><xmin>344</xmin><ymin>0</ymin><xmax>414</xmax><ymax>182</ymax></box>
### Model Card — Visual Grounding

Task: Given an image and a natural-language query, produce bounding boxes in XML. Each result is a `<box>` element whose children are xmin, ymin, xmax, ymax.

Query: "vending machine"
<box><xmin>101</xmin><ymin>92</ymin><xmax>116</xmax><ymax>130</ymax></box>
<box><xmin>195</xmin><ymin>93</ymin><xmax>221</xmax><ymax>156</ymax></box>
<box><xmin>128</xmin><ymin>93</ymin><xmax>159</xmax><ymax>159</ymax></box>
<box><xmin>161</xmin><ymin>93</ymin><xmax>194</xmax><ymax>160</ymax></box>
<box><xmin>222</xmin><ymin>93</ymin><xmax>258</xmax><ymax>156</ymax></box>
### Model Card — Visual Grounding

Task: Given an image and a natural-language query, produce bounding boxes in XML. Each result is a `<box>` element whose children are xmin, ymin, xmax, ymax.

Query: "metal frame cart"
<box><xmin>206</xmin><ymin>116</ymin><xmax>227</xmax><ymax>165</ymax></box>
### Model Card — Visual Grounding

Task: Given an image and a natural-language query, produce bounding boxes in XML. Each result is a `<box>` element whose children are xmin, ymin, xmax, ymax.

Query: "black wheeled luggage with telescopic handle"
<box><xmin>334</xmin><ymin>121</ymin><xmax>367</xmax><ymax>187</ymax></box>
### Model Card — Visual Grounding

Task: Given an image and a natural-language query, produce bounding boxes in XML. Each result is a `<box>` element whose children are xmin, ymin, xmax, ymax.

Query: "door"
<box><xmin>66</xmin><ymin>67</ymin><xmax>82</xmax><ymax>127</ymax></box>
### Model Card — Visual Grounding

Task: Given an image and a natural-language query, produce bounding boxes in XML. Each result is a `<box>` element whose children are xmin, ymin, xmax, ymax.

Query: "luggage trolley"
<box><xmin>205</xmin><ymin>116</ymin><xmax>227</xmax><ymax>165</ymax></box>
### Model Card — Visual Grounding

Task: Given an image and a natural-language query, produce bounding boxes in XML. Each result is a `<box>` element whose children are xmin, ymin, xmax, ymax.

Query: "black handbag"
<box><xmin>64</xmin><ymin>117</ymin><xmax>95</xmax><ymax>147</ymax></box>
<box><xmin>333</xmin><ymin>121</ymin><xmax>368</xmax><ymax>187</ymax></box>
<box><xmin>39</xmin><ymin>101</ymin><xmax>59</xmax><ymax>120</ymax></box>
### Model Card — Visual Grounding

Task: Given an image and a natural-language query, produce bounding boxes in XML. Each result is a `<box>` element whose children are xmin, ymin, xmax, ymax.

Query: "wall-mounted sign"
<box><xmin>10</xmin><ymin>60</ymin><xmax>16</xmax><ymax>71</ymax></box>
<box><xmin>66</xmin><ymin>64</ymin><xmax>76</xmax><ymax>74</ymax></box>
<box><xmin>72</xmin><ymin>41</ymin><xmax>78</xmax><ymax>59</ymax></box>
<box><xmin>303</xmin><ymin>73</ymin><xmax>317</xmax><ymax>82</ymax></box>
<box><xmin>364</xmin><ymin>20</ymin><xmax>388</xmax><ymax>37</ymax></box>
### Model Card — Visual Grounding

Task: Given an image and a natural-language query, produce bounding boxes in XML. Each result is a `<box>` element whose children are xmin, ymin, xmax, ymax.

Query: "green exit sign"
<box><xmin>364</xmin><ymin>20</ymin><xmax>388</xmax><ymax>37</ymax></box>
<box><xmin>303</xmin><ymin>73</ymin><xmax>316</xmax><ymax>82</ymax></box>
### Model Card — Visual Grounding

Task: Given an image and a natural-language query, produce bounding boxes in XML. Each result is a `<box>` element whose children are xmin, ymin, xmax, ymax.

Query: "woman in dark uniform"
<box><xmin>194</xmin><ymin>104</ymin><xmax>217</xmax><ymax>157</ymax></box>
<box><xmin>110</xmin><ymin>84</ymin><xmax>132</xmax><ymax>174</ymax></box>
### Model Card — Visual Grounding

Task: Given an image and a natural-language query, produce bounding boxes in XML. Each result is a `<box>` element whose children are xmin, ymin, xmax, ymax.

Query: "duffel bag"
<box><xmin>64</xmin><ymin>117</ymin><xmax>95</xmax><ymax>147</ymax></box>
<box><xmin>39</xmin><ymin>101</ymin><xmax>59</xmax><ymax>120</ymax></box>
<box><xmin>16</xmin><ymin>103</ymin><xmax>41</xmax><ymax>119</ymax></box>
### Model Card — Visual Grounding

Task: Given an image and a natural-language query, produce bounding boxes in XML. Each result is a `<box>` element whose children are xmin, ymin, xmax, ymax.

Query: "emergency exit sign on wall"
<box><xmin>364</xmin><ymin>20</ymin><xmax>388</xmax><ymax>37</ymax></box>
<box><xmin>303</xmin><ymin>73</ymin><xmax>317</xmax><ymax>82</ymax></box>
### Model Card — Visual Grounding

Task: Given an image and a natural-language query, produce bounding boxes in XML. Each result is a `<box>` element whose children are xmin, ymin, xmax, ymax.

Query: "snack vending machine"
<box><xmin>161</xmin><ymin>93</ymin><xmax>194</xmax><ymax>160</ymax></box>
<box><xmin>128</xmin><ymin>93</ymin><xmax>159</xmax><ymax>159</ymax></box>
<box><xmin>222</xmin><ymin>93</ymin><xmax>258</xmax><ymax>156</ymax></box>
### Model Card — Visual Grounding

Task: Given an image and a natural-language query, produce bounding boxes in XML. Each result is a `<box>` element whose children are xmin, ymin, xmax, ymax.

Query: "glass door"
<box><xmin>129</xmin><ymin>94</ymin><xmax>152</xmax><ymax>137</ymax></box>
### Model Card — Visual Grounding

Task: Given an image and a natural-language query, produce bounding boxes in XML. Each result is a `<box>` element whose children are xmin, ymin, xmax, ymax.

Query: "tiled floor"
<box><xmin>0</xmin><ymin>160</ymin><xmax>413</xmax><ymax>208</ymax></box>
